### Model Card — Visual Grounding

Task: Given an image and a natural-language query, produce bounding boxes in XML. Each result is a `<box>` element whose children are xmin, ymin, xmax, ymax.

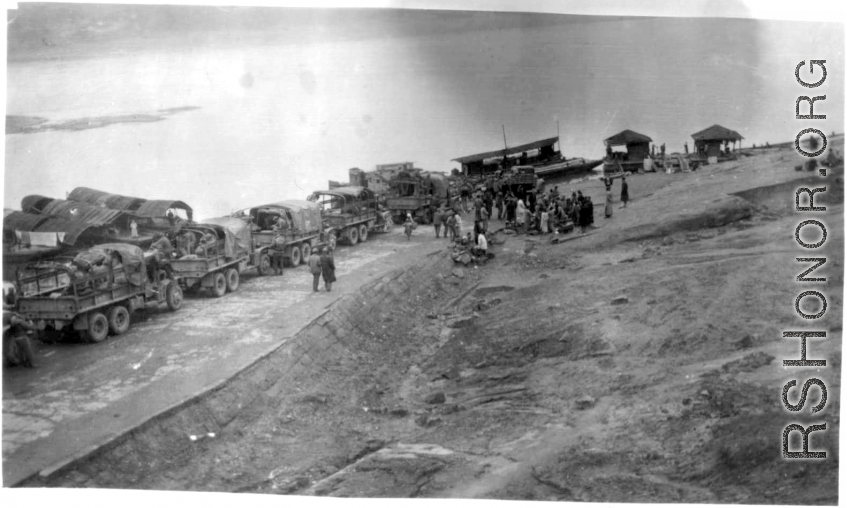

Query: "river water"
<box><xmin>5</xmin><ymin>13</ymin><xmax>843</xmax><ymax>219</ymax></box>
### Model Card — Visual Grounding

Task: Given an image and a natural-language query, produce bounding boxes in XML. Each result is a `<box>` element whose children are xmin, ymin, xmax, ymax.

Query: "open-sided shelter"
<box><xmin>603</xmin><ymin>129</ymin><xmax>653</xmax><ymax>173</ymax></box>
<box><xmin>691</xmin><ymin>124</ymin><xmax>744</xmax><ymax>159</ymax></box>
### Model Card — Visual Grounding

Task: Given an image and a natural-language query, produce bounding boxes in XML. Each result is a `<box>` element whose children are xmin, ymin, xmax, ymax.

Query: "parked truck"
<box><xmin>230</xmin><ymin>199</ymin><xmax>328</xmax><ymax>266</ymax></box>
<box><xmin>15</xmin><ymin>243</ymin><xmax>182</xmax><ymax>343</ymax></box>
<box><xmin>385</xmin><ymin>170</ymin><xmax>451</xmax><ymax>224</ymax></box>
<box><xmin>166</xmin><ymin>217</ymin><xmax>271</xmax><ymax>297</ymax></box>
<box><xmin>308</xmin><ymin>186</ymin><xmax>392</xmax><ymax>247</ymax></box>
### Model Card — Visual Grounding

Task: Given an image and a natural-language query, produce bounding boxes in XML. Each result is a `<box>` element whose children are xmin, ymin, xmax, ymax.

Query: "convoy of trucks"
<box><xmin>6</xmin><ymin>162</ymin><xmax>543</xmax><ymax>345</ymax></box>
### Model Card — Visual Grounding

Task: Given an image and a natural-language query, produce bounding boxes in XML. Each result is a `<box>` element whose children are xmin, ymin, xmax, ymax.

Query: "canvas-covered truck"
<box><xmin>15</xmin><ymin>243</ymin><xmax>182</xmax><ymax>343</ymax></box>
<box><xmin>166</xmin><ymin>217</ymin><xmax>270</xmax><ymax>297</ymax></box>
<box><xmin>385</xmin><ymin>170</ymin><xmax>451</xmax><ymax>224</ymax></box>
<box><xmin>308</xmin><ymin>186</ymin><xmax>392</xmax><ymax>247</ymax></box>
<box><xmin>230</xmin><ymin>199</ymin><xmax>328</xmax><ymax>267</ymax></box>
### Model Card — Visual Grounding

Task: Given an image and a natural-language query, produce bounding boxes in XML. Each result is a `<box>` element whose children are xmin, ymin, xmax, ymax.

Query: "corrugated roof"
<box><xmin>132</xmin><ymin>200</ymin><xmax>193</xmax><ymax>218</ymax></box>
<box><xmin>40</xmin><ymin>199</ymin><xmax>125</xmax><ymax>226</ymax></box>
<box><xmin>3</xmin><ymin>211</ymin><xmax>98</xmax><ymax>245</ymax></box>
<box><xmin>3</xmin><ymin>211</ymin><xmax>48</xmax><ymax>232</ymax></box>
<box><xmin>604</xmin><ymin>130</ymin><xmax>653</xmax><ymax>146</ymax></box>
<box><xmin>68</xmin><ymin>187</ymin><xmax>145</xmax><ymax>211</ymax></box>
<box><xmin>33</xmin><ymin>218</ymin><xmax>98</xmax><ymax>245</ymax></box>
<box><xmin>452</xmin><ymin>136</ymin><xmax>559</xmax><ymax>164</ymax></box>
<box><xmin>691</xmin><ymin>124</ymin><xmax>744</xmax><ymax>142</ymax></box>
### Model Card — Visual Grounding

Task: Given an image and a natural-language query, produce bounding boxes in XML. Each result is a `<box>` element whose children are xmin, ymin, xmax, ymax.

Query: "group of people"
<box><xmin>602</xmin><ymin>174</ymin><xmax>629</xmax><ymax>221</ymax></box>
<box><xmin>308</xmin><ymin>246</ymin><xmax>336</xmax><ymax>292</ymax></box>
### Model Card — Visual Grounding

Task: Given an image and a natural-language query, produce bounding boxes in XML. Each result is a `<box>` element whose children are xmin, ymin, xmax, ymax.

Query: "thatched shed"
<box><xmin>604</xmin><ymin>129</ymin><xmax>653</xmax><ymax>161</ymax></box>
<box><xmin>691</xmin><ymin>124</ymin><xmax>744</xmax><ymax>158</ymax></box>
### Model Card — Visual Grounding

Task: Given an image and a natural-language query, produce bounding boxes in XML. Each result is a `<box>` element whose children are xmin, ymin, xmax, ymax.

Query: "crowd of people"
<box><xmin>408</xmin><ymin>173</ymin><xmax>635</xmax><ymax>265</ymax></box>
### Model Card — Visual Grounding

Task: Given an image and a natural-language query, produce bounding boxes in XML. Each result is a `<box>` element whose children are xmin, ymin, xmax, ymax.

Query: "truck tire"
<box><xmin>347</xmin><ymin>226</ymin><xmax>359</xmax><ymax>246</ymax></box>
<box><xmin>359</xmin><ymin>224</ymin><xmax>368</xmax><ymax>243</ymax></box>
<box><xmin>211</xmin><ymin>272</ymin><xmax>227</xmax><ymax>298</ymax></box>
<box><xmin>107</xmin><ymin>305</ymin><xmax>130</xmax><ymax>335</ymax></box>
<box><xmin>289</xmin><ymin>244</ymin><xmax>302</xmax><ymax>266</ymax></box>
<box><xmin>300</xmin><ymin>243</ymin><xmax>311</xmax><ymax>263</ymax></box>
<box><xmin>85</xmin><ymin>311</ymin><xmax>109</xmax><ymax>343</ymax></box>
<box><xmin>167</xmin><ymin>282</ymin><xmax>184</xmax><ymax>310</ymax></box>
<box><xmin>257</xmin><ymin>253</ymin><xmax>271</xmax><ymax>275</ymax></box>
<box><xmin>225</xmin><ymin>267</ymin><xmax>240</xmax><ymax>292</ymax></box>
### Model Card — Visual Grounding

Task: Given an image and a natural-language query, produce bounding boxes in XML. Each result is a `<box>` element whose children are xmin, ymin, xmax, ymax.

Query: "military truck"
<box><xmin>15</xmin><ymin>243</ymin><xmax>182</xmax><ymax>343</ymax></box>
<box><xmin>385</xmin><ymin>170</ymin><xmax>451</xmax><ymax>224</ymax></box>
<box><xmin>230</xmin><ymin>199</ymin><xmax>327</xmax><ymax>267</ymax></box>
<box><xmin>166</xmin><ymin>217</ymin><xmax>271</xmax><ymax>297</ymax></box>
<box><xmin>308</xmin><ymin>186</ymin><xmax>392</xmax><ymax>247</ymax></box>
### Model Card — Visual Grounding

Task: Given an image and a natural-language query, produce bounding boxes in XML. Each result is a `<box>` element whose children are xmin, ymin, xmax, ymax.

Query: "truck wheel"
<box><xmin>289</xmin><ymin>244</ymin><xmax>302</xmax><ymax>266</ymax></box>
<box><xmin>347</xmin><ymin>226</ymin><xmax>359</xmax><ymax>246</ymax></box>
<box><xmin>85</xmin><ymin>312</ymin><xmax>109</xmax><ymax>343</ymax></box>
<box><xmin>167</xmin><ymin>282</ymin><xmax>184</xmax><ymax>310</ymax></box>
<box><xmin>359</xmin><ymin>224</ymin><xmax>368</xmax><ymax>242</ymax></box>
<box><xmin>257</xmin><ymin>253</ymin><xmax>271</xmax><ymax>275</ymax></box>
<box><xmin>225</xmin><ymin>267</ymin><xmax>240</xmax><ymax>292</ymax></box>
<box><xmin>211</xmin><ymin>272</ymin><xmax>227</xmax><ymax>298</ymax></box>
<box><xmin>300</xmin><ymin>243</ymin><xmax>311</xmax><ymax>263</ymax></box>
<box><xmin>107</xmin><ymin>305</ymin><xmax>130</xmax><ymax>335</ymax></box>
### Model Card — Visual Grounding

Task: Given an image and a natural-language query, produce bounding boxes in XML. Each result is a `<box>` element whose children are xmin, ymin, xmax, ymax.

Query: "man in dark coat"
<box><xmin>620</xmin><ymin>176</ymin><xmax>630</xmax><ymax>208</ymax></box>
<box><xmin>433</xmin><ymin>207</ymin><xmax>444</xmax><ymax>238</ymax></box>
<box><xmin>270</xmin><ymin>235</ymin><xmax>285</xmax><ymax>275</ymax></box>
<box><xmin>320</xmin><ymin>247</ymin><xmax>336</xmax><ymax>292</ymax></box>
<box><xmin>4</xmin><ymin>289</ymin><xmax>37</xmax><ymax>368</ymax></box>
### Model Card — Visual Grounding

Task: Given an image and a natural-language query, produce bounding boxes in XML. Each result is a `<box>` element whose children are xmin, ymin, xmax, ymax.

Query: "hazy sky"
<box><xmin>4</xmin><ymin>3</ymin><xmax>845</xmax><ymax>216</ymax></box>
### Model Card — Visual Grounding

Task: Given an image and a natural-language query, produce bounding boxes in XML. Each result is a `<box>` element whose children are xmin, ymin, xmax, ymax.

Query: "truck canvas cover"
<box><xmin>255</xmin><ymin>200</ymin><xmax>322</xmax><ymax>234</ymax></box>
<box><xmin>90</xmin><ymin>243</ymin><xmax>146</xmax><ymax>287</ymax></box>
<box><xmin>202</xmin><ymin>216</ymin><xmax>252</xmax><ymax>258</ymax></box>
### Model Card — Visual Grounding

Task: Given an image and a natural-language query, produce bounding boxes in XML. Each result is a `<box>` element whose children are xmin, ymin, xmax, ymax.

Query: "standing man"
<box><xmin>605</xmin><ymin>187</ymin><xmax>614</xmax><ymax>219</ymax></box>
<box><xmin>460</xmin><ymin>182</ymin><xmax>471</xmax><ymax>213</ymax></box>
<box><xmin>433</xmin><ymin>207</ymin><xmax>444</xmax><ymax>238</ymax></box>
<box><xmin>495</xmin><ymin>191</ymin><xmax>504</xmax><ymax>220</ymax></box>
<box><xmin>480</xmin><ymin>205</ymin><xmax>489</xmax><ymax>233</ymax></box>
<box><xmin>270</xmin><ymin>235</ymin><xmax>285</xmax><ymax>276</ymax></box>
<box><xmin>130</xmin><ymin>220</ymin><xmax>138</xmax><ymax>239</ymax></box>
<box><xmin>515</xmin><ymin>197</ymin><xmax>526</xmax><ymax>233</ymax></box>
<box><xmin>320</xmin><ymin>247</ymin><xmax>336</xmax><ymax>292</ymax></box>
<box><xmin>445</xmin><ymin>209</ymin><xmax>456</xmax><ymax>241</ymax></box>
<box><xmin>403</xmin><ymin>214</ymin><xmax>416</xmax><ymax>241</ymax></box>
<box><xmin>308</xmin><ymin>247</ymin><xmax>322</xmax><ymax>292</ymax></box>
<box><xmin>620</xmin><ymin>176</ymin><xmax>629</xmax><ymax>208</ymax></box>
<box><xmin>475</xmin><ymin>229</ymin><xmax>488</xmax><ymax>259</ymax></box>
<box><xmin>3</xmin><ymin>301</ymin><xmax>37</xmax><ymax>369</ymax></box>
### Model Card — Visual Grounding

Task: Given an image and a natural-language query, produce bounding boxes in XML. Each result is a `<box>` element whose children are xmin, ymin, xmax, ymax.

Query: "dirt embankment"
<box><xmin>24</xmin><ymin>145</ymin><xmax>843</xmax><ymax>503</ymax></box>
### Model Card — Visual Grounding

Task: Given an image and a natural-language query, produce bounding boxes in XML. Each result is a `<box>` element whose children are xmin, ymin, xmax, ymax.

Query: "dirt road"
<box><xmin>2</xmin><ymin>223</ymin><xmax>442</xmax><ymax>485</ymax></box>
